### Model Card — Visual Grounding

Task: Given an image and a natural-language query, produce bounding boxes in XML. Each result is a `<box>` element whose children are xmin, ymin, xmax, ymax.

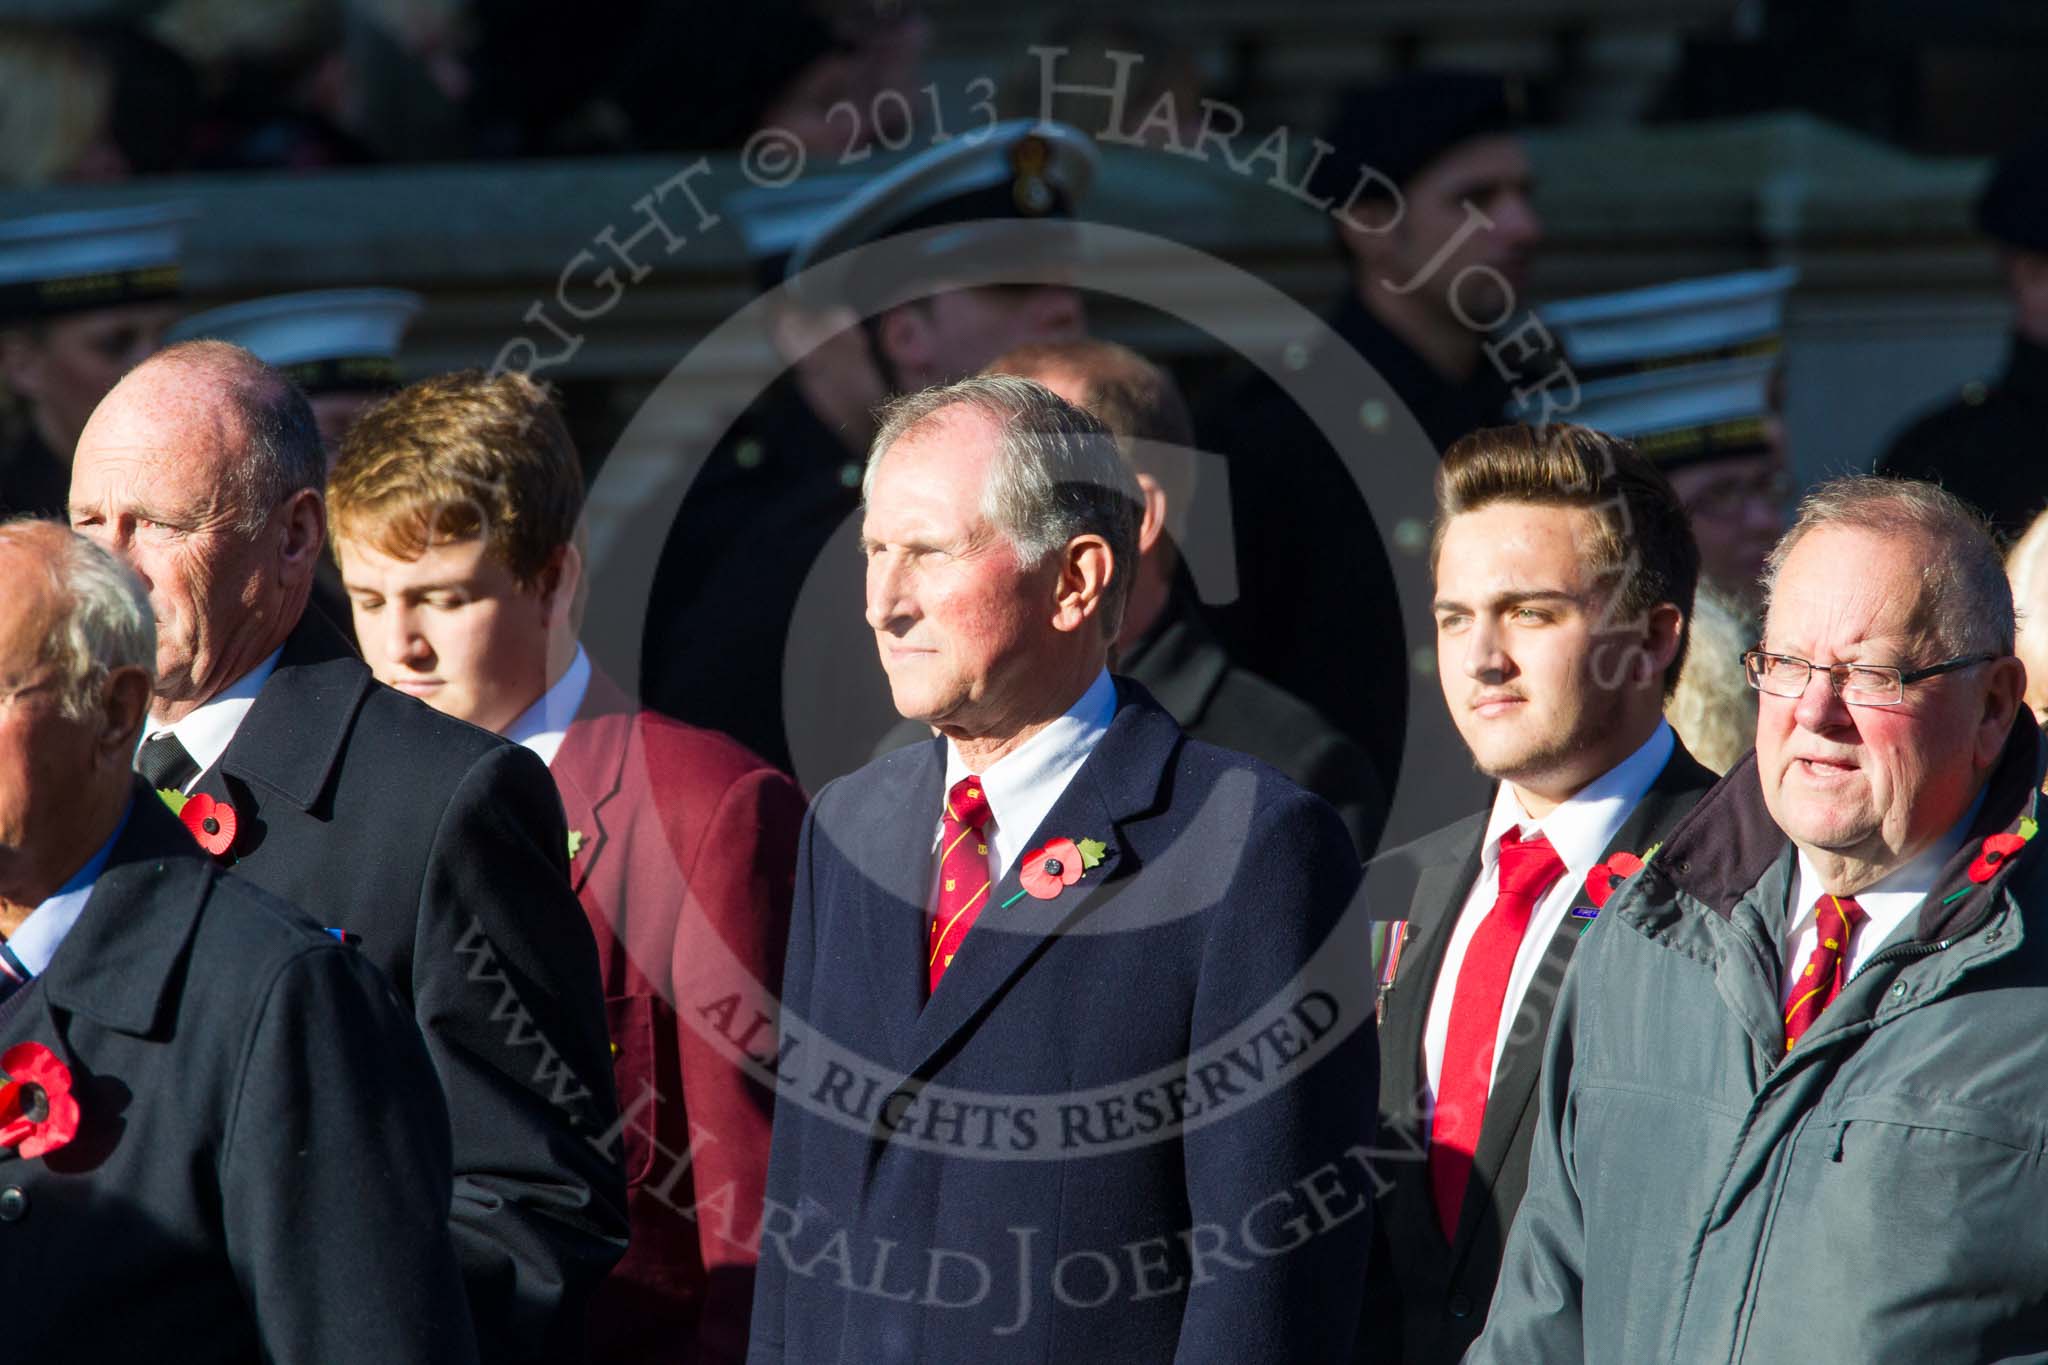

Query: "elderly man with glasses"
<box><xmin>1473</xmin><ymin>476</ymin><xmax>2048</xmax><ymax>1362</ymax></box>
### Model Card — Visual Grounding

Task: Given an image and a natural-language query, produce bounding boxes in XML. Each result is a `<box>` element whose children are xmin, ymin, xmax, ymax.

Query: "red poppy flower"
<box><xmin>180</xmin><ymin>792</ymin><xmax>237</xmax><ymax>857</ymax></box>
<box><xmin>1019</xmin><ymin>837</ymin><xmax>1085</xmax><ymax>900</ymax></box>
<box><xmin>1583</xmin><ymin>850</ymin><xmax>1645</xmax><ymax>911</ymax></box>
<box><xmin>1968</xmin><ymin>832</ymin><xmax>2027</xmax><ymax>884</ymax></box>
<box><xmin>0</xmin><ymin>1041</ymin><xmax>80</xmax><ymax>1160</ymax></box>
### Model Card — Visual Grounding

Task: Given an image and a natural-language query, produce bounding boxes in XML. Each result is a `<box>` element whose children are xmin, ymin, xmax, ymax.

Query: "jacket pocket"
<box><xmin>604</xmin><ymin>992</ymin><xmax>661</xmax><ymax>1185</ymax></box>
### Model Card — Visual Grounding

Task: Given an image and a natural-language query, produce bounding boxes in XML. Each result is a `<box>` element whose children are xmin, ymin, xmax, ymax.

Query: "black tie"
<box><xmin>136</xmin><ymin>732</ymin><xmax>201</xmax><ymax>793</ymax></box>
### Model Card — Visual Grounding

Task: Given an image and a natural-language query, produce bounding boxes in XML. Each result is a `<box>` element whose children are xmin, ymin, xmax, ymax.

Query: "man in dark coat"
<box><xmin>1200</xmin><ymin>72</ymin><xmax>1543</xmax><ymax>821</ymax></box>
<box><xmin>1881</xmin><ymin>129</ymin><xmax>2048</xmax><ymax>540</ymax></box>
<box><xmin>1361</xmin><ymin>424</ymin><xmax>1714</xmax><ymax>1363</ymax></box>
<box><xmin>66</xmin><ymin>341</ymin><xmax>627</xmax><ymax>1363</ymax></box>
<box><xmin>750</xmin><ymin>377</ymin><xmax>1377</xmax><ymax>1363</ymax></box>
<box><xmin>329</xmin><ymin>368</ymin><xmax>808</xmax><ymax>1365</ymax></box>
<box><xmin>0</xmin><ymin>518</ymin><xmax>475</xmax><ymax>1363</ymax></box>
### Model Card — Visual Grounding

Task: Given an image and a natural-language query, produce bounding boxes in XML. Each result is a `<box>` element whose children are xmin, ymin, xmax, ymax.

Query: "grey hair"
<box><xmin>154</xmin><ymin>340</ymin><xmax>324</xmax><ymax>534</ymax></box>
<box><xmin>1762</xmin><ymin>475</ymin><xmax>2014</xmax><ymax>656</ymax></box>
<box><xmin>863</xmin><ymin>374</ymin><xmax>1145</xmax><ymax>638</ymax></box>
<box><xmin>0</xmin><ymin>518</ymin><xmax>155</xmax><ymax>722</ymax></box>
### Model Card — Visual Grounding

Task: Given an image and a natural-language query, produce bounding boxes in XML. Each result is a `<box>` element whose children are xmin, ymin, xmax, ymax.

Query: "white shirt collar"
<box><xmin>937</xmin><ymin>668</ymin><xmax>1117</xmax><ymax>879</ymax></box>
<box><xmin>506</xmin><ymin>646</ymin><xmax>592</xmax><ymax>769</ymax></box>
<box><xmin>1789</xmin><ymin>782</ymin><xmax>1989</xmax><ymax>961</ymax></box>
<box><xmin>5</xmin><ymin>798</ymin><xmax>131</xmax><ymax>979</ymax></box>
<box><xmin>142</xmin><ymin>647</ymin><xmax>284</xmax><ymax>790</ymax></box>
<box><xmin>1479</xmin><ymin>720</ymin><xmax>1677</xmax><ymax>880</ymax></box>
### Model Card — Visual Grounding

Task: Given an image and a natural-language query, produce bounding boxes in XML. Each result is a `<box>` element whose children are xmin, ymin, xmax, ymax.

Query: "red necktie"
<box><xmin>1428</xmin><ymin>828</ymin><xmax>1566</xmax><ymax>1239</ymax></box>
<box><xmin>1784</xmin><ymin>894</ymin><xmax>1867</xmax><ymax>1050</ymax></box>
<box><xmin>928</xmin><ymin>775</ymin><xmax>993</xmax><ymax>994</ymax></box>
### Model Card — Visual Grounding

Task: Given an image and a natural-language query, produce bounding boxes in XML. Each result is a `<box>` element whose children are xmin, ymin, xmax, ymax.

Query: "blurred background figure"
<box><xmin>1201</xmin><ymin>69</ymin><xmax>1543</xmax><ymax>815</ymax></box>
<box><xmin>0</xmin><ymin>24</ymin><xmax>130</xmax><ymax>186</ymax></box>
<box><xmin>0</xmin><ymin>202</ymin><xmax>186</xmax><ymax>519</ymax></box>
<box><xmin>2007</xmin><ymin>507</ymin><xmax>2048</xmax><ymax>723</ymax></box>
<box><xmin>1538</xmin><ymin>267</ymin><xmax>1799</xmax><ymax>608</ymax></box>
<box><xmin>1664</xmin><ymin>582</ymin><xmax>1758</xmax><ymax>774</ymax></box>
<box><xmin>170</xmin><ymin>286</ymin><xmax>423</xmax><ymax>460</ymax></box>
<box><xmin>1881</xmin><ymin>128</ymin><xmax>2048</xmax><ymax>541</ymax></box>
<box><xmin>634</xmin><ymin>119</ymin><xmax>1095</xmax><ymax>776</ymax></box>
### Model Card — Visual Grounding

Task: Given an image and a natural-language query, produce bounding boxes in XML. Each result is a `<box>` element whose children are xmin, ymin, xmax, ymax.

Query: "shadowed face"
<box><xmin>1</xmin><ymin>303</ymin><xmax>177</xmax><ymax>455</ymax></box>
<box><xmin>337</xmin><ymin>535</ymin><xmax>557</xmax><ymax>735</ymax></box>
<box><xmin>861</xmin><ymin>406</ymin><xmax>1060</xmax><ymax>735</ymax></box>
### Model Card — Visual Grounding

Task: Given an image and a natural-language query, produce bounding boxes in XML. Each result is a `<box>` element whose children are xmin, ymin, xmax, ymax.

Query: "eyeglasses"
<box><xmin>1741</xmin><ymin>650</ymin><xmax>2000</xmax><ymax>707</ymax></box>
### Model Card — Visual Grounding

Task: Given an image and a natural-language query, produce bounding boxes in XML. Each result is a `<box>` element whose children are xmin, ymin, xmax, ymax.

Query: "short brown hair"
<box><xmin>328</xmin><ymin>369</ymin><xmax>583</xmax><ymax>585</ymax></box>
<box><xmin>1433</xmin><ymin>423</ymin><xmax>1701</xmax><ymax>693</ymax></box>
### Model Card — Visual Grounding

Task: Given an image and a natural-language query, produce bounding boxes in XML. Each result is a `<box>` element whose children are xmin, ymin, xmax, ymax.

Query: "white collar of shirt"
<box><xmin>1478</xmin><ymin>719</ymin><xmax>1677</xmax><ymax>881</ymax></box>
<box><xmin>1787</xmin><ymin>782</ymin><xmax>1990</xmax><ymax>987</ymax></box>
<box><xmin>1423</xmin><ymin>720</ymin><xmax>1676</xmax><ymax>1105</ymax></box>
<box><xmin>934</xmin><ymin>668</ymin><xmax>1117</xmax><ymax>884</ymax></box>
<box><xmin>141</xmin><ymin>647</ymin><xmax>283</xmax><ymax>791</ymax></box>
<box><xmin>5</xmin><ymin>798</ymin><xmax>131</xmax><ymax>979</ymax></box>
<box><xmin>506</xmin><ymin>646</ymin><xmax>592</xmax><ymax>769</ymax></box>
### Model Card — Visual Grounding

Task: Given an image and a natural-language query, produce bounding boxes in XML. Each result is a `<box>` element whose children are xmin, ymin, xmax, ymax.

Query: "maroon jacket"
<box><xmin>552</xmin><ymin>666</ymin><xmax>806</xmax><ymax>1365</ymax></box>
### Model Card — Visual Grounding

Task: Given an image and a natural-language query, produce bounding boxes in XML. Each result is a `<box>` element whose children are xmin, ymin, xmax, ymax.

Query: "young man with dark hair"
<box><xmin>1361</xmin><ymin>421</ymin><xmax>1716</xmax><ymax>1364</ymax></box>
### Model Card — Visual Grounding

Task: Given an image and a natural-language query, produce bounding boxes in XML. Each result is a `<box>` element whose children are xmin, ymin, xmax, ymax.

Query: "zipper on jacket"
<box><xmin>1850</xmin><ymin>936</ymin><xmax>1953</xmax><ymax>983</ymax></box>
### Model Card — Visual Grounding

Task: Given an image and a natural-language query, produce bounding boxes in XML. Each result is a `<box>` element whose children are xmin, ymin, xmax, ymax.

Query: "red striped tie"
<box><xmin>928</xmin><ymin>775</ymin><xmax>993</xmax><ymax>994</ymax></box>
<box><xmin>1428</xmin><ymin>828</ymin><xmax>1565</xmax><ymax>1239</ymax></box>
<box><xmin>1784</xmin><ymin>894</ymin><xmax>1866</xmax><ymax>1050</ymax></box>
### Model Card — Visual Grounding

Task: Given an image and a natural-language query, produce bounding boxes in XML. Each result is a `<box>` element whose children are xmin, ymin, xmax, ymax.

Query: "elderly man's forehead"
<box><xmin>1767</xmin><ymin>524</ymin><xmax>1939</xmax><ymax>640</ymax></box>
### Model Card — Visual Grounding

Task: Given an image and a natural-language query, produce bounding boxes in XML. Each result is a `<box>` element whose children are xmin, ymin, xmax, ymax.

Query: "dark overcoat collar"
<box><xmin>216</xmin><ymin>610</ymin><xmax>374</xmax><ymax>813</ymax></box>
<box><xmin>41</xmin><ymin>782</ymin><xmax>215</xmax><ymax>1038</ymax></box>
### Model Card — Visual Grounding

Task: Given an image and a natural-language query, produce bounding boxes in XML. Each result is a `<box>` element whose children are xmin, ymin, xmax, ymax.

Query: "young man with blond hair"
<box><xmin>329</xmin><ymin>369</ymin><xmax>806</xmax><ymax>1365</ymax></box>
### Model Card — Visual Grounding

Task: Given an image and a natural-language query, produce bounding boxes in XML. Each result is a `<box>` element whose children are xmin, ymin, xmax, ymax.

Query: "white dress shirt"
<box><xmin>930</xmin><ymin>668</ymin><xmax>1116</xmax><ymax>912</ymax></box>
<box><xmin>3</xmin><ymin>799</ymin><xmax>129</xmax><ymax>980</ymax></box>
<box><xmin>138</xmin><ymin>647</ymin><xmax>283</xmax><ymax>792</ymax></box>
<box><xmin>1786</xmin><ymin>785</ymin><xmax>1986</xmax><ymax>998</ymax></box>
<box><xmin>504</xmin><ymin>646</ymin><xmax>592</xmax><ymax>769</ymax></box>
<box><xmin>1422</xmin><ymin>720</ymin><xmax>1676</xmax><ymax>1104</ymax></box>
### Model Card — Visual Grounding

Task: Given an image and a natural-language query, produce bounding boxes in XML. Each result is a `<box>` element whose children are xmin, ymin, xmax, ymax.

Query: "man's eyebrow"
<box><xmin>1432</xmin><ymin>589</ymin><xmax>1580</xmax><ymax>611</ymax></box>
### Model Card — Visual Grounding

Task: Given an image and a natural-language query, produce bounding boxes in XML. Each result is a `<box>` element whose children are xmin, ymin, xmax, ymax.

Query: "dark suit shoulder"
<box><xmin>1368</xmin><ymin>807</ymin><xmax>1488</xmax><ymax>874</ymax></box>
<box><xmin>351</xmin><ymin>678</ymin><xmax>515</xmax><ymax>768</ymax></box>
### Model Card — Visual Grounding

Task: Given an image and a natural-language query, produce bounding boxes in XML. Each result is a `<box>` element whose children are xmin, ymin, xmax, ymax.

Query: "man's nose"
<box><xmin>865</xmin><ymin>555</ymin><xmax>912</xmax><ymax>632</ymax></box>
<box><xmin>1461</xmin><ymin>618</ymin><xmax>1509</xmax><ymax>681</ymax></box>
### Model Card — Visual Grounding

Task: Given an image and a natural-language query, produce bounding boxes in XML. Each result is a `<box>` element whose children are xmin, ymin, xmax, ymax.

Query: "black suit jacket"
<box><xmin>751</xmin><ymin>680</ymin><xmax>1378</xmax><ymax>1364</ymax></box>
<box><xmin>182</xmin><ymin>612</ymin><xmax>628</xmax><ymax>1362</ymax></box>
<box><xmin>1358</xmin><ymin>737</ymin><xmax>1716</xmax><ymax>1364</ymax></box>
<box><xmin>0</xmin><ymin>787</ymin><xmax>476</xmax><ymax>1363</ymax></box>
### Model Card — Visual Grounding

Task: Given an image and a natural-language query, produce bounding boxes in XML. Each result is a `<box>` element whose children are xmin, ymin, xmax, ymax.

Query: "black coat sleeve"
<box><xmin>414</xmin><ymin>740</ymin><xmax>630</xmax><ymax>1361</ymax></box>
<box><xmin>223</xmin><ymin>943</ymin><xmax>480</xmax><ymax>1364</ymax></box>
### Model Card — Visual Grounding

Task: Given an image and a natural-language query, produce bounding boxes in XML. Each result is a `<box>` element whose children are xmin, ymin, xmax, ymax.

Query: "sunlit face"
<box><xmin>884</xmin><ymin>285</ymin><xmax>1086</xmax><ymax>390</ymax></box>
<box><xmin>1757</xmin><ymin>525</ymin><xmax>2008</xmax><ymax>872</ymax></box>
<box><xmin>337</xmin><ymin>535</ymin><xmax>555</xmax><ymax>735</ymax></box>
<box><xmin>1434</xmin><ymin>501</ymin><xmax>1638</xmax><ymax>800</ymax></box>
<box><xmin>1363</xmin><ymin>135</ymin><xmax>1541</xmax><ymax>323</ymax></box>
<box><xmin>861</xmin><ymin>407</ymin><xmax>1060</xmax><ymax>735</ymax></box>
<box><xmin>1</xmin><ymin>303</ymin><xmax>177</xmax><ymax>455</ymax></box>
<box><xmin>0</xmin><ymin>559</ymin><xmax>98</xmax><ymax>901</ymax></box>
<box><xmin>68</xmin><ymin>362</ymin><xmax>291</xmax><ymax>711</ymax></box>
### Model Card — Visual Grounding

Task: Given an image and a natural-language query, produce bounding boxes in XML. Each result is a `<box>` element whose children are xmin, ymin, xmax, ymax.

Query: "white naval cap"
<box><xmin>169</xmin><ymin>287</ymin><xmax>423</xmax><ymax>393</ymax></box>
<box><xmin>782</xmin><ymin>119</ymin><xmax>1099</xmax><ymax>313</ymax></box>
<box><xmin>1536</xmin><ymin>267</ymin><xmax>1798</xmax><ymax>469</ymax></box>
<box><xmin>0</xmin><ymin>202</ymin><xmax>190</xmax><ymax>322</ymax></box>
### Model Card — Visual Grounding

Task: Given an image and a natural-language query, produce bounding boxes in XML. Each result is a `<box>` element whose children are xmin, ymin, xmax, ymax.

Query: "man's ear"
<box><xmin>99</xmin><ymin>664</ymin><xmax>152</xmax><ymax>766</ymax></box>
<box><xmin>1638</xmin><ymin>602</ymin><xmax>1685</xmax><ymax>688</ymax></box>
<box><xmin>1050</xmin><ymin>534</ymin><xmax>1114</xmax><ymax>635</ymax></box>
<box><xmin>278</xmin><ymin>489</ymin><xmax>326</xmax><ymax>581</ymax></box>
<box><xmin>1979</xmin><ymin>654</ymin><xmax>2029</xmax><ymax>769</ymax></box>
<box><xmin>535</xmin><ymin>541</ymin><xmax>582</xmax><ymax>626</ymax></box>
<box><xmin>1134</xmin><ymin>472</ymin><xmax>1169</xmax><ymax>556</ymax></box>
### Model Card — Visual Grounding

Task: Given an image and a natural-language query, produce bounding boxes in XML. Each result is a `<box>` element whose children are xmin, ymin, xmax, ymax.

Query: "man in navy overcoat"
<box><xmin>748</xmin><ymin>376</ymin><xmax>1378</xmax><ymax>1363</ymax></box>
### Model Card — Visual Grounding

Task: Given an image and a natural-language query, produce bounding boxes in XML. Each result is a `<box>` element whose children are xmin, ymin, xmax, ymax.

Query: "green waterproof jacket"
<box><xmin>1472</xmin><ymin>713</ymin><xmax>2048</xmax><ymax>1364</ymax></box>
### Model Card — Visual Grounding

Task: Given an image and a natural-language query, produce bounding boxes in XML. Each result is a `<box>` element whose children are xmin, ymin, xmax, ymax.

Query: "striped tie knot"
<box><xmin>947</xmin><ymin>775</ymin><xmax>991</xmax><ymax>832</ymax></box>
